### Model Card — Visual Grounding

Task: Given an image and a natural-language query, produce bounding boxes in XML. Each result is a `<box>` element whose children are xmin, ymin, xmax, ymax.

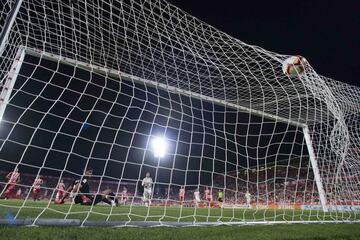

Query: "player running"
<box><xmin>245</xmin><ymin>191</ymin><xmax>251</xmax><ymax>207</ymax></box>
<box><xmin>121</xmin><ymin>187</ymin><xmax>129</xmax><ymax>205</ymax></box>
<box><xmin>193</xmin><ymin>188</ymin><xmax>201</xmax><ymax>207</ymax></box>
<box><xmin>142</xmin><ymin>172</ymin><xmax>153</xmax><ymax>207</ymax></box>
<box><xmin>58</xmin><ymin>169</ymin><xmax>118</xmax><ymax>206</ymax></box>
<box><xmin>55</xmin><ymin>179</ymin><xmax>66</xmax><ymax>202</ymax></box>
<box><xmin>2</xmin><ymin>168</ymin><xmax>20</xmax><ymax>199</ymax></box>
<box><xmin>179</xmin><ymin>186</ymin><xmax>185</xmax><ymax>205</ymax></box>
<box><xmin>32</xmin><ymin>175</ymin><xmax>43</xmax><ymax>201</ymax></box>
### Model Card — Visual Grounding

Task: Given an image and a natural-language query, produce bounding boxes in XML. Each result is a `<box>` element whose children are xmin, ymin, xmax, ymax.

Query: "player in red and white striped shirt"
<box><xmin>55</xmin><ymin>179</ymin><xmax>65</xmax><ymax>202</ymax></box>
<box><xmin>121</xmin><ymin>187</ymin><xmax>128</xmax><ymax>205</ymax></box>
<box><xmin>3</xmin><ymin>168</ymin><xmax>20</xmax><ymax>199</ymax></box>
<box><xmin>204</xmin><ymin>187</ymin><xmax>212</xmax><ymax>207</ymax></box>
<box><xmin>32</xmin><ymin>175</ymin><xmax>43</xmax><ymax>201</ymax></box>
<box><xmin>179</xmin><ymin>186</ymin><xmax>185</xmax><ymax>205</ymax></box>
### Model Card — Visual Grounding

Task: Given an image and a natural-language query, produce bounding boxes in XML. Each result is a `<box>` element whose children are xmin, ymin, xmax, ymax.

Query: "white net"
<box><xmin>0</xmin><ymin>0</ymin><xmax>359</xmax><ymax>226</ymax></box>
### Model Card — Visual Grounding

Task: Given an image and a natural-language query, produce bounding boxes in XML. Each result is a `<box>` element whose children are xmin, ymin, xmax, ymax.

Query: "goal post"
<box><xmin>0</xmin><ymin>0</ymin><xmax>359</xmax><ymax>227</ymax></box>
<box><xmin>302</xmin><ymin>126</ymin><xmax>328</xmax><ymax>212</ymax></box>
<box><xmin>0</xmin><ymin>0</ymin><xmax>23</xmax><ymax>56</ymax></box>
<box><xmin>24</xmin><ymin>47</ymin><xmax>306</xmax><ymax>129</ymax></box>
<box><xmin>0</xmin><ymin>46</ymin><xmax>25</xmax><ymax>121</ymax></box>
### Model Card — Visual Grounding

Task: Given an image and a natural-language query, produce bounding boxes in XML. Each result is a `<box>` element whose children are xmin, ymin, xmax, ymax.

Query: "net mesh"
<box><xmin>0</xmin><ymin>0</ymin><xmax>359</xmax><ymax>226</ymax></box>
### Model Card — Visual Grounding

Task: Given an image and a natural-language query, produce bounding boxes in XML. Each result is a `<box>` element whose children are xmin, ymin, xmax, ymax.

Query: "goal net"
<box><xmin>0</xmin><ymin>0</ymin><xmax>359</xmax><ymax>226</ymax></box>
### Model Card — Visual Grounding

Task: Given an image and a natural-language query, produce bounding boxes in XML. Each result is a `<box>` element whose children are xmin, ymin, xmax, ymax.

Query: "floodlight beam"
<box><xmin>151</xmin><ymin>137</ymin><xmax>167</xmax><ymax>158</ymax></box>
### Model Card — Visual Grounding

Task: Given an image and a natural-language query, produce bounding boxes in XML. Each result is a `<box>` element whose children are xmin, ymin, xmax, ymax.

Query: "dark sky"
<box><xmin>167</xmin><ymin>0</ymin><xmax>360</xmax><ymax>87</ymax></box>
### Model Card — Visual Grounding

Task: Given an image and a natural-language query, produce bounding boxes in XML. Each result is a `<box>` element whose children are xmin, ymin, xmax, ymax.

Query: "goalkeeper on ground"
<box><xmin>57</xmin><ymin>168</ymin><xmax>118</xmax><ymax>206</ymax></box>
<box><xmin>142</xmin><ymin>172</ymin><xmax>153</xmax><ymax>207</ymax></box>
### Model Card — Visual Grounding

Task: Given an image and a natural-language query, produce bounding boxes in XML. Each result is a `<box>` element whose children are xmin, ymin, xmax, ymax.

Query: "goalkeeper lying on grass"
<box><xmin>56</xmin><ymin>168</ymin><xmax>118</xmax><ymax>207</ymax></box>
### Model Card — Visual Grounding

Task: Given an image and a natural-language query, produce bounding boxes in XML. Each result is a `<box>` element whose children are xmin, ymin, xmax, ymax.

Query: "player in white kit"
<box><xmin>15</xmin><ymin>188</ymin><xmax>22</xmax><ymax>199</ymax></box>
<box><xmin>193</xmin><ymin>188</ymin><xmax>201</xmax><ymax>207</ymax></box>
<box><xmin>245</xmin><ymin>191</ymin><xmax>251</xmax><ymax>207</ymax></box>
<box><xmin>142</xmin><ymin>172</ymin><xmax>153</xmax><ymax>207</ymax></box>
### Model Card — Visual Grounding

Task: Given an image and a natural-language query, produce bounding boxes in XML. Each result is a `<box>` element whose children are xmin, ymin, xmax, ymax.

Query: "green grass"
<box><xmin>1</xmin><ymin>224</ymin><xmax>360</xmax><ymax>240</ymax></box>
<box><xmin>1</xmin><ymin>200</ymin><xmax>360</xmax><ymax>240</ymax></box>
<box><xmin>1</xmin><ymin>199</ymin><xmax>359</xmax><ymax>223</ymax></box>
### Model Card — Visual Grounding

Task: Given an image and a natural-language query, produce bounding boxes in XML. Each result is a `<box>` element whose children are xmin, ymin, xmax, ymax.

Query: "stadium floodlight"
<box><xmin>151</xmin><ymin>136</ymin><xmax>167</xmax><ymax>158</ymax></box>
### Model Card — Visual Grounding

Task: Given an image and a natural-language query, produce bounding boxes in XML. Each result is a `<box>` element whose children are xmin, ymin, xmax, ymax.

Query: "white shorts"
<box><xmin>143</xmin><ymin>188</ymin><xmax>152</xmax><ymax>200</ymax></box>
<box><xmin>195</xmin><ymin>196</ymin><xmax>200</xmax><ymax>202</ymax></box>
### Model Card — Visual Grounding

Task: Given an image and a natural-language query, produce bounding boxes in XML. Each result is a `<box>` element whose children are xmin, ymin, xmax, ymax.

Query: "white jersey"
<box><xmin>142</xmin><ymin>177</ymin><xmax>153</xmax><ymax>189</ymax></box>
<box><xmin>16</xmin><ymin>189</ymin><xmax>22</xmax><ymax>196</ymax></box>
<box><xmin>245</xmin><ymin>192</ymin><xmax>251</xmax><ymax>205</ymax></box>
<box><xmin>194</xmin><ymin>190</ymin><xmax>200</xmax><ymax>201</ymax></box>
<box><xmin>142</xmin><ymin>177</ymin><xmax>153</xmax><ymax>203</ymax></box>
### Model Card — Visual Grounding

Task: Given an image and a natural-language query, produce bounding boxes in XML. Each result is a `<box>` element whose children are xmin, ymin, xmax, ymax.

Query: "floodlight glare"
<box><xmin>151</xmin><ymin>137</ymin><xmax>167</xmax><ymax>158</ymax></box>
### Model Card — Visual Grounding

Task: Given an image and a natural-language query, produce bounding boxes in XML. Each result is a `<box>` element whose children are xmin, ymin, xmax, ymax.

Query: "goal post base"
<box><xmin>0</xmin><ymin>218</ymin><xmax>80</xmax><ymax>226</ymax></box>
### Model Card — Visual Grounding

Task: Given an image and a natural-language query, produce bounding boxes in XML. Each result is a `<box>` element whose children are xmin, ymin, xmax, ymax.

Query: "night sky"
<box><xmin>167</xmin><ymin>0</ymin><xmax>360</xmax><ymax>87</ymax></box>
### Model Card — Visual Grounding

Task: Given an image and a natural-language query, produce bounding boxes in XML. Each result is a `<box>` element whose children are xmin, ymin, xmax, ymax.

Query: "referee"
<box><xmin>218</xmin><ymin>190</ymin><xmax>223</xmax><ymax>208</ymax></box>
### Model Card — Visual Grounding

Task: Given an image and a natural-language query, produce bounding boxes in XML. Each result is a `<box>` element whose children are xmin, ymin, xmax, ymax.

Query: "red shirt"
<box><xmin>7</xmin><ymin>172</ymin><xmax>20</xmax><ymax>184</ymax></box>
<box><xmin>33</xmin><ymin>178</ymin><xmax>43</xmax><ymax>188</ymax></box>
<box><xmin>57</xmin><ymin>182</ymin><xmax>65</xmax><ymax>191</ymax></box>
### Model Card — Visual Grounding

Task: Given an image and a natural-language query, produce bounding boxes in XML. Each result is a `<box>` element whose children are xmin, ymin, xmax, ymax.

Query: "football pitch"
<box><xmin>1</xmin><ymin>223</ymin><xmax>360</xmax><ymax>240</ymax></box>
<box><xmin>1</xmin><ymin>200</ymin><xmax>360</xmax><ymax>240</ymax></box>
<box><xmin>1</xmin><ymin>199</ymin><xmax>360</xmax><ymax>223</ymax></box>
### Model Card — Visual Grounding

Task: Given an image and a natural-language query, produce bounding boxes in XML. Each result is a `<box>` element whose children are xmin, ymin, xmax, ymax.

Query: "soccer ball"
<box><xmin>282</xmin><ymin>56</ymin><xmax>307</xmax><ymax>76</ymax></box>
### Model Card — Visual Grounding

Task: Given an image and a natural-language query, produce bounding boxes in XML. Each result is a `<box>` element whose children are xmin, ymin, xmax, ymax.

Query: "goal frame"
<box><xmin>0</xmin><ymin>1</ymin><xmax>332</xmax><ymax>227</ymax></box>
<box><xmin>0</xmin><ymin>46</ymin><xmax>329</xmax><ymax>213</ymax></box>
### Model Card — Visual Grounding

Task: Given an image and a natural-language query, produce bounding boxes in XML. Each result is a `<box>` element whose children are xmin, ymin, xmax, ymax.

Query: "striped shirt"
<box><xmin>7</xmin><ymin>172</ymin><xmax>20</xmax><ymax>183</ymax></box>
